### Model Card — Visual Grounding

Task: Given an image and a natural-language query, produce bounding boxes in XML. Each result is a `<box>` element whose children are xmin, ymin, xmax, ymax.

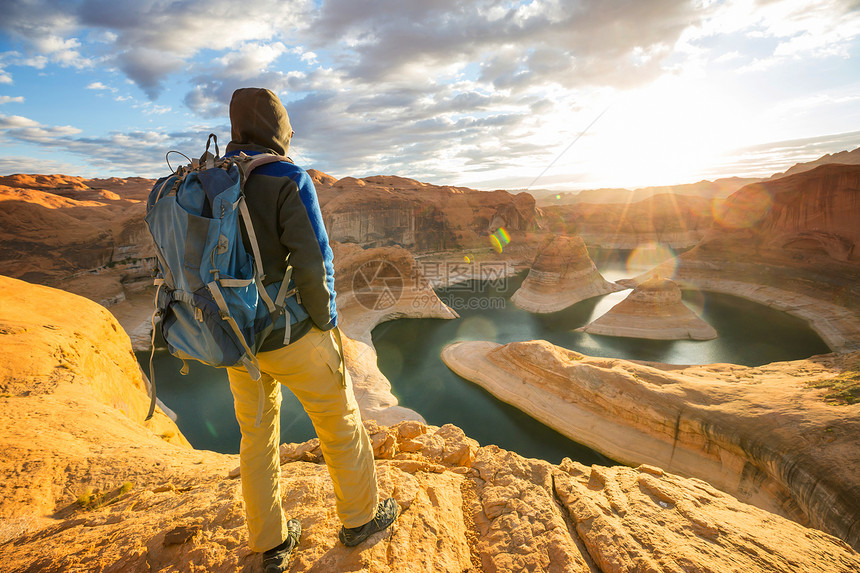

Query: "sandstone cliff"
<box><xmin>511</xmin><ymin>235</ymin><xmax>624</xmax><ymax>313</ymax></box>
<box><xmin>577</xmin><ymin>276</ymin><xmax>717</xmax><ymax>340</ymax></box>
<box><xmin>636</xmin><ymin>164</ymin><xmax>860</xmax><ymax>352</ymax></box>
<box><xmin>330</xmin><ymin>243</ymin><xmax>460</xmax><ymax>425</ymax></box>
<box><xmin>542</xmin><ymin>193</ymin><xmax>715</xmax><ymax>249</ymax></box>
<box><xmin>541</xmin><ymin>176</ymin><xmax>760</xmax><ymax>206</ymax></box>
<box><xmin>0</xmin><ymin>174</ymin><xmax>155</xmax><ymax>306</ymax></box>
<box><xmin>0</xmin><ymin>172</ymin><xmax>542</xmax><ymax>312</ymax></box>
<box><xmin>314</xmin><ymin>174</ymin><xmax>539</xmax><ymax>252</ymax></box>
<box><xmin>2</xmin><ymin>276</ymin><xmax>859</xmax><ymax>572</ymax></box>
<box><xmin>770</xmin><ymin>145</ymin><xmax>860</xmax><ymax>179</ymax></box>
<box><xmin>441</xmin><ymin>338</ymin><xmax>860</xmax><ymax>551</ymax></box>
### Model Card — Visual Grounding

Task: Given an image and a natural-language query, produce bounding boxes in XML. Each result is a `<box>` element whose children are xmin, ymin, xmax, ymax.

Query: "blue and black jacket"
<box><xmin>225</xmin><ymin>88</ymin><xmax>336</xmax><ymax>351</ymax></box>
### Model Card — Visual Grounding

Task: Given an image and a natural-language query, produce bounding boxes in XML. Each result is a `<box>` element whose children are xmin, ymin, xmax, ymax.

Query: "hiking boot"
<box><xmin>262</xmin><ymin>519</ymin><xmax>301</xmax><ymax>572</ymax></box>
<box><xmin>339</xmin><ymin>498</ymin><xmax>399</xmax><ymax>547</ymax></box>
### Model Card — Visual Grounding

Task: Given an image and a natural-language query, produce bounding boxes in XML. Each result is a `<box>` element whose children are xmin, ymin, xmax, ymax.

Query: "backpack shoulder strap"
<box><xmin>233</xmin><ymin>152</ymin><xmax>300</xmax><ymax>346</ymax></box>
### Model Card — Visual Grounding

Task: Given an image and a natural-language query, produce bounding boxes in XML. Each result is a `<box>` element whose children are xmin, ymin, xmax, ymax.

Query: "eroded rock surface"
<box><xmin>442</xmin><ymin>338</ymin><xmax>860</xmax><ymax>550</ymax></box>
<box><xmin>315</xmin><ymin>174</ymin><xmax>539</xmax><ymax>252</ymax></box>
<box><xmin>332</xmin><ymin>244</ymin><xmax>461</xmax><ymax>425</ymax></box>
<box><xmin>543</xmin><ymin>193</ymin><xmax>717</xmax><ymax>249</ymax></box>
<box><xmin>2</xmin><ymin>275</ymin><xmax>859</xmax><ymax>572</ymax></box>
<box><xmin>511</xmin><ymin>234</ymin><xmax>623</xmax><ymax>313</ymax></box>
<box><xmin>633</xmin><ymin>164</ymin><xmax>860</xmax><ymax>352</ymax></box>
<box><xmin>0</xmin><ymin>174</ymin><xmax>155</xmax><ymax>304</ymax></box>
<box><xmin>578</xmin><ymin>276</ymin><xmax>717</xmax><ymax>340</ymax></box>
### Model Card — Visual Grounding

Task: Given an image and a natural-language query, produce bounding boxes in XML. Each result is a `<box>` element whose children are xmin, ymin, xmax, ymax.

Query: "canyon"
<box><xmin>440</xmin><ymin>159</ymin><xmax>860</xmax><ymax>554</ymax></box>
<box><xmin>622</xmin><ymin>163</ymin><xmax>860</xmax><ymax>353</ymax></box>
<box><xmin>2</xmin><ymin>276</ymin><xmax>859</xmax><ymax>572</ymax></box>
<box><xmin>441</xmin><ymin>339</ymin><xmax>860</xmax><ymax>549</ymax></box>
<box><xmin>1</xmin><ymin>146</ymin><xmax>859</xmax><ymax>569</ymax></box>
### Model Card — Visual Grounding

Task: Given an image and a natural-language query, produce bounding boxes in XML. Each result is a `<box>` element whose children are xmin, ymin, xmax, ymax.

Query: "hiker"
<box><xmin>224</xmin><ymin>88</ymin><xmax>398</xmax><ymax>571</ymax></box>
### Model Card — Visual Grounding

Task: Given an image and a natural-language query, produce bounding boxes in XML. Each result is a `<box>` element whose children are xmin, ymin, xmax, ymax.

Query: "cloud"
<box><xmin>0</xmin><ymin>0</ymin><xmax>313</xmax><ymax>99</ymax></box>
<box><xmin>0</xmin><ymin>156</ymin><xmax>86</xmax><ymax>176</ymax></box>
<box><xmin>215</xmin><ymin>42</ymin><xmax>289</xmax><ymax>77</ymax></box>
<box><xmin>116</xmin><ymin>49</ymin><xmax>185</xmax><ymax>99</ymax></box>
<box><xmin>0</xmin><ymin>114</ymin><xmax>82</xmax><ymax>143</ymax></box>
<box><xmin>0</xmin><ymin>113</ymin><xmax>214</xmax><ymax>177</ymax></box>
<box><xmin>684</xmin><ymin>0</ymin><xmax>860</xmax><ymax>62</ymax></box>
<box><xmin>86</xmin><ymin>81</ymin><xmax>115</xmax><ymax>91</ymax></box>
<box><xmin>0</xmin><ymin>96</ymin><xmax>24</xmax><ymax>104</ymax></box>
<box><xmin>0</xmin><ymin>0</ymin><xmax>706</xmax><ymax>100</ymax></box>
<box><xmin>1</xmin><ymin>0</ymin><xmax>859</xmax><ymax>186</ymax></box>
<box><xmin>312</xmin><ymin>0</ymin><xmax>702</xmax><ymax>88</ymax></box>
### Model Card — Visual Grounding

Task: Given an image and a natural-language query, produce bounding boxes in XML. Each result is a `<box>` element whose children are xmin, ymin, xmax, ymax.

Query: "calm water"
<box><xmin>139</xmin><ymin>255</ymin><xmax>831</xmax><ymax>463</ymax></box>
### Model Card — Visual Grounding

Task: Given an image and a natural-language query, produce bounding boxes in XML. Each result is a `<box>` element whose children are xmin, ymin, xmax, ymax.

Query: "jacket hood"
<box><xmin>225</xmin><ymin>88</ymin><xmax>292</xmax><ymax>156</ymax></box>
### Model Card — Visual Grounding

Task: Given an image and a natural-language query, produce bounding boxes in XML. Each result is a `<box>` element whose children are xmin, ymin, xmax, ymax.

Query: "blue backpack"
<box><xmin>143</xmin><ymin>134</ymin><xmax>298</xmax><ymax>420</ymax></box>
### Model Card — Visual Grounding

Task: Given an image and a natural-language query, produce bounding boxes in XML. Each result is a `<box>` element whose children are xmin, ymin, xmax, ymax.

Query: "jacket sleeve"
<box><xmin>277</xmin><ymin>171</ymin><xmax>337</xmax><ymax>330</ymax></box>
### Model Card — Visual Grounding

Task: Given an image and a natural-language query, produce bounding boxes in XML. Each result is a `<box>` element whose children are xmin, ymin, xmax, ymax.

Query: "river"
<box><xmin>139</xmin><ymin>254</ymin><xmax>830</xmax><ymax>463</ymax></box>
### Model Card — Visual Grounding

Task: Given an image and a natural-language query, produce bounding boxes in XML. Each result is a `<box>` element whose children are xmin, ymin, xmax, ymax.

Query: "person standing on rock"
<box><xmin>224</xmin><ymin>87</ymin><xmax>398</xmax><ymax>572</ymax></box>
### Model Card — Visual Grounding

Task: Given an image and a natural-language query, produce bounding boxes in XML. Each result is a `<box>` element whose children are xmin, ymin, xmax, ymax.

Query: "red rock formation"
<box><xmin>543</xmin><ymin>175</ymin><xmax>761</xmax><ymax>206</ymax></box>
<box><xmin>668</xmin><ymin>164</ymin><xmax>860</xmax><ymax>323</ymax></box>
<box><xmin>578</xmin><ymin>276</ymin><xmax>717</xmax><ymax>340</ymax></box>
<box><xmin>316</xmin><ymin>174</ymin><xmax>538</xmax><ymax>252</ymax></box>
<box><xmin>707</xmin><ymin>164</ymin><xmax>860</xmax><ymax>262</ymax></box>
<box><xmin>511</xmin><ymin>234</ymin><xmax>623</xmax><ymax>312</ymax></box>
<box><xmin>0</xmin><ymin>170</ymin><xmax>541</xmax><ymax>308</ymax></box>
<box><xmin>0</xmin><ymin>174</ymin><xmax>155</xmax><ymax>303</ymax></box>
<box><xmin>622</xmin><ymin>165</ymin><xmax>860</xmax><ymax>352</ymax></box>
<box><xmin>543</xmin><ymin>193</ymin><xmax>715</xmax><ymax>249</ymax></box>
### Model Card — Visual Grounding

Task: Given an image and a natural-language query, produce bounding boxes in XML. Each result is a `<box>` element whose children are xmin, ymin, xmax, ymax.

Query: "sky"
<box><xmin>0</xmin><ymin>0</ymin><xmax>859</xmax><ymax>191</ymax></box>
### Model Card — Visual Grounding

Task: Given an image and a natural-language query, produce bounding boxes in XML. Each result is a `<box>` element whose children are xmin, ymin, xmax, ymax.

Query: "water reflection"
<box><xmin>371</xmin><ymin>266</ymin><xmax>830</xmax><ymax>463</ymax></box>
<box><xmin>140</xmin><ymin>251</ymin><xmax>831</xmax><ymax>465</ymax></box>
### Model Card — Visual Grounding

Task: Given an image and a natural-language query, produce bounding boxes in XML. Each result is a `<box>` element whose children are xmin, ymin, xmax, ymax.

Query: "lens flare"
<box><xmin>626</xmin><ymin>242</ymin><xmax>677</xmax><ymax>277</ymax></box>
<box><xmin>464</xmin><ymin>254</ymin><xmax>474</xmax><ymax>263</ymax></box>
<box><xmin>490</xmin><ymin>234</ymin><xmax>502</xmax><ymax>252</ymax></box>
<box><xmin>490</xmin><ymin>227</ymin><xmax>512</xmax><ymax>253</ymax></box>
<box><xmin>456</xmin><ymin>316</ymin><xmax>497</xmax><ymax>340</ymax></box>
<box><xmin>712</xmin><ymin>184</ymin><xmax>772</xmax><ymax>229</ymax></box>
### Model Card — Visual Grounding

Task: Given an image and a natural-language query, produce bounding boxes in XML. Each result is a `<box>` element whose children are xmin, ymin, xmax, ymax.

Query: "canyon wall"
<box><xmin>637</xmin><ymin>164</ymin><xmax>860</xmax><ymax>352</ymax></box>
<box><xmin>442</xmin><ymin>338</ymin><xmax>860</xmax><ymax>551</ymax></box>
<box><xmin>0</xmin><ymin>174</ymin><xmax>155</xmax><ymax>306</ymax></box>
<box><xmin>0</xmin><ymin>172</ymin><xmax>542</xmax><ymax>310</ymax></box>
<box><xmin>542</xmin><ymin>193</ymin><xmax>715</xmax><ymax>249</ymax></box>
<box><xmin>2</xmin><ymin>278</ymin><xmax>858</xmax><ymax>572</ymax></box>
<box><xmin>315</xmin><ymin>174</ymin><xmax>539</xmax><ymax>252</ymax></box>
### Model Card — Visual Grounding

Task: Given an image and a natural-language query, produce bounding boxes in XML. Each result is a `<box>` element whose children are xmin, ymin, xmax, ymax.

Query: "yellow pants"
<box><xmin>227</xmin><ymin>325</ymin><xmax>379</xmax><ymax>552</ymax></box>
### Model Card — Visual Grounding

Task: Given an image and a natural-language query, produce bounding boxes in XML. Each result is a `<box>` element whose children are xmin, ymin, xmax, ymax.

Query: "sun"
<box><xmin>579</xmin><ymin>75</ymin><xmax>752</xmax><ymax>189</ymax></box>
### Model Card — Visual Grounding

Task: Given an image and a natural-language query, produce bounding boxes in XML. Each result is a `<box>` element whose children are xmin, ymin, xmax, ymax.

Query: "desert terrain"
<box><xmin>0</xmin><ymin>147</ymin><xmax>859</xmax><ymax>570</ymax></box>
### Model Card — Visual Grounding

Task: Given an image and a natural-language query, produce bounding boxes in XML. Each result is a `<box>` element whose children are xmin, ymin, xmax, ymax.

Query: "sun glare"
<box><xmin>577</xmin><ymin>76</ymin><xmax>751</xmax><ymax>188</ymax></box>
